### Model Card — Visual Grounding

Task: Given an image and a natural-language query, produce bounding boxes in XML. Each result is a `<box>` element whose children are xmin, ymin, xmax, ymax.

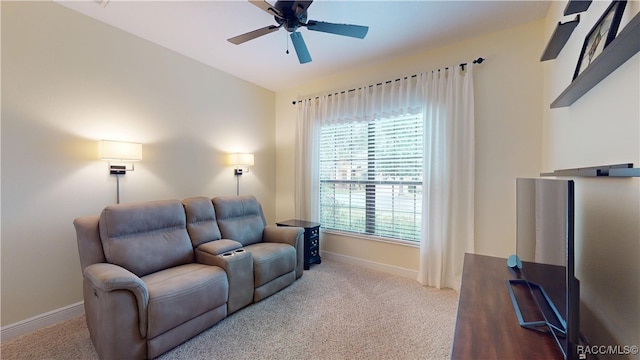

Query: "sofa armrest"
<box><xmin>263</xmin><ymin>225</ymin><xmax>303</xmax><ymax>247</ymax></box>
<box><xmin>263</xmin><ymin>225</ymin><xmax>304</xmax><ymax>278</ymax></box>
<box><xmin>83</xmin><ymin>263</ymin><xmax>149</xmax><ymax>337</ymax></box>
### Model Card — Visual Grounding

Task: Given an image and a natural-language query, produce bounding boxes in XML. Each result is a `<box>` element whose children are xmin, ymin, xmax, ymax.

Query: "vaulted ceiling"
<box><xmin>56</xmin><ymin>1</ymin><xmax>551</xmax><ymax>91</ymax></box>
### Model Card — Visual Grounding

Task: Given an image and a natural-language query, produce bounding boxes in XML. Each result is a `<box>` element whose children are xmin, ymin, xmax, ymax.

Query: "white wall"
<box><xmin>1</xmin><ymin>2</ymin><xmax>275</xmax><ymax>326</ymax></box>
<box><xmin>542</xmin><ymin>1</ymin><xmax>640</xmax><ymax>353</ymax></box>
<box><xmin>275</xmin><ymin>19</ymin><xmax>545</xmax><ymax>271</ymax></box>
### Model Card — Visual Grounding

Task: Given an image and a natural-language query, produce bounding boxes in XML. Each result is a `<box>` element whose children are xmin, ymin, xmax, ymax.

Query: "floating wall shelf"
<box><xmin>551</xmin><ymin>11</ymin><xmax>640</xmax><ymax>108</ymax></box>
<box><xmin>564</xmin><ymin>0</ymin><xmax>592</xmax><ymax>16</ymax></box>
<box><xmin>541</xmin><ymin>15</ymin><xmax>580</xmax><ymax>61</ymax></box>
<box><xmin>541</xmin><ymin>163</ymin><xmax>640</xmax><ymax>177</ymax></box>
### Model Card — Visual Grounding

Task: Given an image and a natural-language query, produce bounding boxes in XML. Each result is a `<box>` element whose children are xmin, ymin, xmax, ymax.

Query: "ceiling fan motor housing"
<box><xmin>274</xmin><ymin>0</ymin><xmax>310</xmax><ymax>32</ymax></box>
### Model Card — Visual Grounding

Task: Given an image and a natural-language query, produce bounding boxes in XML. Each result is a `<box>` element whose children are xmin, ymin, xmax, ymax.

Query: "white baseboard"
<box><xmin>1</xmin><ymin>302</ymin><xmax>85</xmax><ymax>343</ymax></box>
<box><xmin>320</xmin><ymin>250</ymin><xmax>418</xmax><ymax>280</ymax></box>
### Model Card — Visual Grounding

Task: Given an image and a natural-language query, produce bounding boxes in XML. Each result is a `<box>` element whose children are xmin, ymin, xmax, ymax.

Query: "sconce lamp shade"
<box><xmin>99</xmin><ymin>140</ymin><xmax>143</xmax><ymax>161</ymax></box>
<box><xmin>99</xmin><ymin>140</ymin><xmax>142</xmax><ymax>204</ymax></box>
<box><xmin>228</xmin><ymin>153</ymin><xmax>254</xmax><ymax>167</ymax></box>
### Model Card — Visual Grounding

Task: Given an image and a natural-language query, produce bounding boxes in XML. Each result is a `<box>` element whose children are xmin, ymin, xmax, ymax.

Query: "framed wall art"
<box><xmin>573</xmin><ymin>1</ymin><xmax>627</xmax><ymax>80</ymax></box>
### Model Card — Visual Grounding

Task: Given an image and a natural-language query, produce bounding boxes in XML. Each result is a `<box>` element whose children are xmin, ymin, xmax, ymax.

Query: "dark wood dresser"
<box><xmin>276</xmin><ymin>219</ymin><xmax>321</xmax><ymax>270</ymax></box>
<box><xmin>451</xmin><ymin>253</ymin><xmax>564</xmax><ymax>359</ymax></box>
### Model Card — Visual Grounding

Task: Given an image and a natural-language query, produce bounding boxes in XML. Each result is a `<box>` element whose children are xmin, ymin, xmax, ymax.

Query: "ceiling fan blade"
<box><xmin>227</xmin><ymin>25</ymin><xmax>280</xmax><ymax>45</ymax></box>
<box><xmin>249</xmin><ymin>0</ymin><xmax>282</xmax><ymax>18</ymax></box>
<box><xmin>306</xmin><ymin>20</ymin><xmax>368</xmax><ymax>39</ymax></box>
<box><xmin>290</xmin><ymin>32</ymin><xmax>312</xmax><ymax>64</ymax></box>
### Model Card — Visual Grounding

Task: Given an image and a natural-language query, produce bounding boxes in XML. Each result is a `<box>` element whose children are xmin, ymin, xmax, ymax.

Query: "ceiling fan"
<box><xmin>227</xmin><ymin>0</ymin><xmax>369</xmax><ymax>64</ymax></box>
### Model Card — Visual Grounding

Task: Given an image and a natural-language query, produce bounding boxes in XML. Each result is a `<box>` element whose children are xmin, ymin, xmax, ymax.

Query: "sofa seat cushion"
<box><xmin>244</xmin><ymin>243</ymin><xmax>296</xmax><ymax>287</ymax></box>
<box><xmin>142</xmin><ymin>263</ymin><xmax>228</xmax><ymax>339</ymax></box>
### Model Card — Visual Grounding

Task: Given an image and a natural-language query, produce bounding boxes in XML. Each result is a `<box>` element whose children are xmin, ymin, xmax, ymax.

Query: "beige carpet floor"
<box><xmin>1</xmin><ymin>259</ymin><xmax>458</xmax><ymax>360</ymax></box>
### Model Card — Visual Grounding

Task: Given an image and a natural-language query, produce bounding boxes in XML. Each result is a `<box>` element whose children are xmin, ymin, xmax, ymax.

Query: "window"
<box><xmin>319</xmin><ymin>114</ymin><xmax>423</xmax><ymax>242</ymax></box>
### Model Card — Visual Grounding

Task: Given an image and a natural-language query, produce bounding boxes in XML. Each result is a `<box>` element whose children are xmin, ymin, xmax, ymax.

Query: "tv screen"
<box><xmin>509</xmin><ymin>178</ymin><xmax>579</xmax><ymax>359</ymax></box>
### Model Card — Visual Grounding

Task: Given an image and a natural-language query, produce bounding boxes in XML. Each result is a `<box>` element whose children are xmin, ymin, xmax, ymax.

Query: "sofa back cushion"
<box><xmin>183</xmin><ymin>197</ymin><xmax>222</xmax><ymax>247</ymax></box>
<box><xmin>99</xmin><ymin>199</ymin><xmax>193</xmax><ymax>277</ymax></box>
<box><xmin>213</xmin><ymin>195</ymin><xmax>266</xmax><ymax>246</ymax></box>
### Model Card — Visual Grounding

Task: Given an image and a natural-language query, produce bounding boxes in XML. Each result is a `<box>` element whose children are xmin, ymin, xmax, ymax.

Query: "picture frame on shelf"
<box><xmin>573</xmin><ymin>0</ymin><xmax>627</xmax><ymax>80</ymax></box>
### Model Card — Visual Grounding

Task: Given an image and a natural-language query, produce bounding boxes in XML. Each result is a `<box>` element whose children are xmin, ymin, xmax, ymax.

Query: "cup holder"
<box><xmin>221</xmin><ymin>249</ymin><xmax>246</xmax><ymax>258</ymax></box>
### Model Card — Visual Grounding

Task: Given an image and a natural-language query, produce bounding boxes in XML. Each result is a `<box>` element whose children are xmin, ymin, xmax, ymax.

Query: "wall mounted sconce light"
<box><xmin>228</xmin><ymin>153</ymin><xmax>254</xmax><ymax>195</ymax></box>
<box><xmin>99</xmin><ymin>140</ymin><xmax>143</xmax><ymax>204</ymax></box>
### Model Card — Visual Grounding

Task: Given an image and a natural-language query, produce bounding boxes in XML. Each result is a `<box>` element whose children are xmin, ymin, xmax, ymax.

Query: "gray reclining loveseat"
<box><xmin>74</xmin><ymin>195</ymin><xmax>304</xmax><ymax>359</ymax></box>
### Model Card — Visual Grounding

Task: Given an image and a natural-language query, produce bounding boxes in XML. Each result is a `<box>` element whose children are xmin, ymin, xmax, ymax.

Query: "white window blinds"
<box><xmin>319</xmin><ymin>114</ymin><xmax>423</xmax><ymax>242</ymax></box>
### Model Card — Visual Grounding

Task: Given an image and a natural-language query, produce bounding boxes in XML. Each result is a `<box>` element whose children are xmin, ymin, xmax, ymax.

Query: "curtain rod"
<box><xmin>292</xmin><ymin>57</ymin><xmax>485</xmax><ymax>105</ymax></box>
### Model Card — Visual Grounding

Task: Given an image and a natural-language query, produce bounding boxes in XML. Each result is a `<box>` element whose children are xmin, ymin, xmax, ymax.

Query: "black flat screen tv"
<box><xmin>508</xmin><ymin>178</ymin><xmax>580</xmax><ymax>359</ymax></box>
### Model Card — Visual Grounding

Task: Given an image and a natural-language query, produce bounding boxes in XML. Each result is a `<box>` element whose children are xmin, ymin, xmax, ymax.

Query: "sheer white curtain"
<box><xmin>295</xmin><ymin>65</ymin><xmax>475</xmax><ymax>290</ymax></box>
<box><xmin>294</xmin><ymin>76</ymin><xmax>423</xmax><ymax>219</ymax></box>
<box><xmin>417</xmin><ymin>65</ymin><xmax>475</xmax><ymax>290</ymax></box>
<box><xmin>294</xmin><ymin>97</ymin><xmax>323</xmax><ymax>221</ymax></box>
